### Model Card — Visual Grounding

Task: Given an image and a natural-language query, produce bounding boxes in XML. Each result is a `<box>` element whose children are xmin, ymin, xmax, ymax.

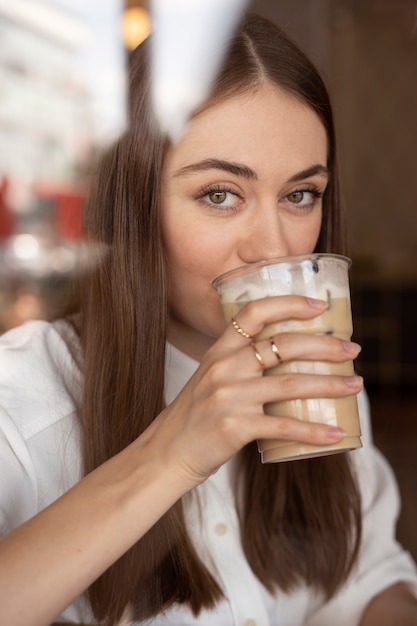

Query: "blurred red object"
<box><xmin>0</xmin><ymin>178</ymin><xmax>14</xmax><ymax>238</ymax></box>
<box><xmin>0</xmin><ymin>178</ymin><xmax>86</xmax><ymax>241</ymax></box>
<box><xmin>35</xmin><ymin>182</ymin><xmax>86</xmax><ymax>240</ymax></box>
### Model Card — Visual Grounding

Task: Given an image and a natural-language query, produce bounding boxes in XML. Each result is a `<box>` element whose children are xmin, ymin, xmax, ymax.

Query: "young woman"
<box><xmin>0</xmin><ymin>13</ymin><xmax>416</xmax><ymax>626</ymax></box>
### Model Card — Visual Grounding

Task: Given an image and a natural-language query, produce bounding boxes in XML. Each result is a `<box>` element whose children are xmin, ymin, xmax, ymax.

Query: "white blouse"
<box><xmin>0</xmin><ymin>320</ymin><xmax>416</xmax><ymax>625</ymax></box>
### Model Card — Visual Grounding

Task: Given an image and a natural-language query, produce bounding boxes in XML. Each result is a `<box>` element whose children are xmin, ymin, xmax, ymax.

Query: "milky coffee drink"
<box><xmin>212</xmin><ymin>254</ymin><xmax>362</xmax><ymax>463</ymax></box>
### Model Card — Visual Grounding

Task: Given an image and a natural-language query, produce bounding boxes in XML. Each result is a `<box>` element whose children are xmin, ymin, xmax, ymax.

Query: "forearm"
<box><xmin>360</xmin><ymin>582</ymin><xmax>417</xmax><ymax>626</ymax></box>
<box><xmin>0</xmin><ymin>437</ymin><xmax>189</xmax><ymax>626</ymax></box>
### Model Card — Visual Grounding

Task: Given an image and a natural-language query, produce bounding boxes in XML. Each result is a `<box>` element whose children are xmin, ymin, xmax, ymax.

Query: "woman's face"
<box><xmin>160</xmin><ymin>82</ymin><xmax>329</xmax><ymax>359</ymax></box>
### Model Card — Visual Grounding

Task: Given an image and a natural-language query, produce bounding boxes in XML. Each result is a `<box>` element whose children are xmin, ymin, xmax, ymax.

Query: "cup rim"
<box><xmin>211</xmin><ymin>253</ymin><xmax>352</xmax><ymax>290</ymax></box>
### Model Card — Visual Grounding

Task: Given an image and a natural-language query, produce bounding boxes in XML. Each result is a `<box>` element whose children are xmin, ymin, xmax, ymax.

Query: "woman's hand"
<box><xmin>142</xmin><ymin>295</ymin><xmax>363</xmax><ymax>487</ymax></box>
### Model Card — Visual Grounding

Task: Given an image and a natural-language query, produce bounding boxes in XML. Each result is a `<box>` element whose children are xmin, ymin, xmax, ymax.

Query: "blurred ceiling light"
<box><xmin>122</xmin><ymin>6</ymin><xmax>152</xmax><ymax>50</ymax></box>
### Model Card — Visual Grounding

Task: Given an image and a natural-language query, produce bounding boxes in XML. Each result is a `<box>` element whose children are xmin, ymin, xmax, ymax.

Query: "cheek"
<box><xmin>163</xmin><ymin>229</ymin><xmax>226</xmax><ymax>319</ymax></box>
<box><xmin>163</xmin><ymin>217</ymin><xmax>225</xmax><ymax>281</ymax></box>
<box><xmin>295</xmin><ymin>211</ymin><xmax>323</xmax><ymax>253</ymax></box>
<box><xmin>165</xmin><ymin>235</ymin><xmax>207</xmax><ymax>282</ymax></box>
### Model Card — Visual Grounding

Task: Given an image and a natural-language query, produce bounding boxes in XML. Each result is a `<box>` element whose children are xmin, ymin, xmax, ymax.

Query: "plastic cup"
<box><xmin>212</xmin><ymin>253</ymin><xmax>362</xmax><ymax>463</ymax></box>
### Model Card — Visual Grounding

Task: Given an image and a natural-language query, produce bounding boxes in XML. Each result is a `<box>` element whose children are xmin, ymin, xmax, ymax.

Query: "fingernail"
<box><xmin>343</xmin><ymin>341</ymin><xmax>362</xmax><ymax>355</ymax></box>
<box><xmin>327</xmin><ymin>426</ymin><xmax>346</xmax><ymax>440</ymax></box>
<box><xmin>307</xmin><ymin>297</ymin><xmax>328</xmax><ymax>309</ymax></box>
<box><xmin>344</xmin><ymin>375</ymin><xmax>363</xmax><ymax>388</ymax></box>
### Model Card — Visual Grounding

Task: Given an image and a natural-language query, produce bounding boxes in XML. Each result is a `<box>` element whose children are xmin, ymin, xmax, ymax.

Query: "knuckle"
<box><xmin>243</xmin><ymin>299</ymin><xmax>261</xmax><ymax>319</ymax></box>
<box><xmin>332</xmin><ymin>337</ymin><xmax>348</xmax><ymax>360</ymax></box>
<box><xmin>314</xmin><ymin>375</ymin><xmax>339</xmax><ymax>397</ymax></box>
<box><xmin>277</xmin><ymin>373</ymin><xmax>298</xmax><ymax>396</ymax></box>
<box><xmin>219</xmin><ymin>413</ymin><xmax>240</xmax><ymax>436</ymax></box>
<box><xmin>305</xmin><ymin>421</ymin><xmax>321</xmax><ymax>441</ymax></box>
<box><xmin>210</xmin><ymin>384</ymin><xmax>234</xmax><ymax>406</ymax></box>
<box><xmin>276</xmin><ymin>417</ymin><xmax>322</xmax><ymax>443</ymax></box>
<box><xmin>326</xmin><ymin>374</ymin><xmax>352</xmax><ymax>397</ymax></box>
<box><xmin>241</xmin><ymin>300</ymin><xmax>264</xmax><ymax>329</ymax></box>
<box><xmin>275</xmin><ymin>417</ymin><xmax>293</xmax><ymax>439</ymax></box>
<box><xmin>204</xmin><ymin>358</ymin><xmax>228</xmax><ymax>386</ymax></box>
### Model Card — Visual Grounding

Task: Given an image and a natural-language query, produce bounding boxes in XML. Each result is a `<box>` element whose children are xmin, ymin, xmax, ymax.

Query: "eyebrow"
<box><xmin>173</xmin><ymin>158</ymin><xmax>257</xmax><ymax>180</ymax></box>
<box><xmin>287</xmin><ymin>164</ymin><xmax>330</xmax><ymax>182</ymax></box>
<box><xmin>173</xmin><ymin>158</ymin><xmax>329</xmax><ymax>183</ymax></box>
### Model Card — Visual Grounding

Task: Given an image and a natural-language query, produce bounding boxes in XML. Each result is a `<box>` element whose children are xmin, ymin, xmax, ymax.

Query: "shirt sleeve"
<box><xmin>305</xmin><ymin>389</ymin><xmax>417</xmax><ymax>626</ymax></box>
<box><xmin>0</xmin><ymin>325</ymin><xmax>40</xmax><ymax>534</ymax></box>
<box><xmin>0</xmin><ymin>405</ymin><xmax>38</xmax><ymax>534</ymax></box>
<box><xmin>0</xmin><ymin>319</ymin><xmax>81</xmax><ymax>535</ymax></box>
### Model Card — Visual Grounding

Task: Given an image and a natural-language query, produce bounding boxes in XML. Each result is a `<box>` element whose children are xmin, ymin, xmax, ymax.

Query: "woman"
<box><xmin>0</xmin><ymin>13</ymin><xmax>416</xmax><ymax>626</ymax></box>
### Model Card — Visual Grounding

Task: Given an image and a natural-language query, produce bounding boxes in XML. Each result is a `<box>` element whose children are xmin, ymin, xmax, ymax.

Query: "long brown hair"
<box><xmin>74</xmin><ymin>13</ymin><xmax>361</xmax><ymax>624</ymax></box>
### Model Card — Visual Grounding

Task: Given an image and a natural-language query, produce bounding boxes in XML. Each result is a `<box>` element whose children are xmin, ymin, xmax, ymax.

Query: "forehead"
<box><xmin>163</xmin><ymin>83</ymin><xmax>328</xmax><ymax>176</ymax></box>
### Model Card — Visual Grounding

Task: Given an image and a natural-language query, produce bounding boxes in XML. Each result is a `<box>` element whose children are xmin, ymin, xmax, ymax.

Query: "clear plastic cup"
<box><xmin>212</xmin><ymin>253</ymin><xmax>362</xmax><ymax>463</ymax></box>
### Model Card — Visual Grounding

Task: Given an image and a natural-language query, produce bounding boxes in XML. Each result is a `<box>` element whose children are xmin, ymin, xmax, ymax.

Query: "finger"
<box><xmin>218</xmin><ymin>372</ymin><xmax>363</xmax><ymax>407</ymax></box>
<box><xmin>252</xmin><ymin>333</ymin><xmax>361</xmax><ymax>369</ymax></box>
<box><xmin>244</xmin><ymin>411</ymin><xmax>347</xmax><ymax>446</ymax></box>
<box><xmin>221</xmin><ymin>295</ymin><xmax>328</xmax><ymax>348</ymax></box>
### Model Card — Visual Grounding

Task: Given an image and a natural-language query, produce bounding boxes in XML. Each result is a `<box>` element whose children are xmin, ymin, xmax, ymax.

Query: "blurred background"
<box><xmin>0</xmin><ymin>0</ymin><xmax>416</xmax><ymax>558</ymax></box>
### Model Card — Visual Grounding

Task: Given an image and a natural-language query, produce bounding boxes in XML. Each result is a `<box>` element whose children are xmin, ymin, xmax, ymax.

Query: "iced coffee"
<box><xmin>213</xmin><ymin>254</ymin><xmax>362</xmax><ymax>463</ymax></box>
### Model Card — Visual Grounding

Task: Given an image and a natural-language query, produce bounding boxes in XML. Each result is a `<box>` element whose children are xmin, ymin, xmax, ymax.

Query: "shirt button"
<box><xmin>214</xmin><ymin>522</ymin><xmax>228</xmax><ymax>536</ymax></box>
<box><xmin>243</xmin><ymin>620</ymin><xmax>257</xmax><ymax>626</ymax></box>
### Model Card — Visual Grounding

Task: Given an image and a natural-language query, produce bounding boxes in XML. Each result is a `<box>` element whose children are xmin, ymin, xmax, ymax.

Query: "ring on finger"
<box><xmin>269</xmin><ymin>337</ymin><xmax>283</xmax><ymax>362</ymax></box>
<box><xmin>231</xmin><ymin>317</ymin><xmax>253</xmax><ymax>339</ymax></box>
<box><xmin>250</xmin><ymin>342</ymin><xmax>266</xmax><ymax>371</ymax></box>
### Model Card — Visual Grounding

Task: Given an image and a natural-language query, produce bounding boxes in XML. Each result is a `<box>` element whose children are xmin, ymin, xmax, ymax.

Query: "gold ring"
<box><xmin>269</xmin><ymin>337</ymin><xmax>282</xmax><ymax>362</ymax></box>
<box><xmin>231</xmin><ymin>317</ymin><xmax>253</xmax><ymax>339</ymax></box>
<box><xmin>250</xmin><ymin>342</ymin><xmax>266</xmax><ymax>371</ymax></box>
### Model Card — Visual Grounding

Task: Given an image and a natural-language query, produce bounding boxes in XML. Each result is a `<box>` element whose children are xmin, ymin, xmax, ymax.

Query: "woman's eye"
<box><xmin>208</xmin><ymin>191</ymin><xmax>228</xmax><ymax>204</ymax></box>
<box><xmin>286</xmin><ymin>189</ymin><xmax>322</xmax><ymax>207</ymax></box>
<box><xmin>288</xmin><ymin>190</ymin><xmax>305</xmax><ymax>204</ymax></box>
<box><xmin>197</xmin><ymin>186</ymin><xmax>242</xmax><ymax>211</ymax></box>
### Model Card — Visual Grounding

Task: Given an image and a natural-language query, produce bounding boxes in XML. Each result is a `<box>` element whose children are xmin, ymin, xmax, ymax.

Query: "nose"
<box><xmin>237</xmin><ymin>207</ymin><xmax>290</xmax><ymax>263</ymax></box>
